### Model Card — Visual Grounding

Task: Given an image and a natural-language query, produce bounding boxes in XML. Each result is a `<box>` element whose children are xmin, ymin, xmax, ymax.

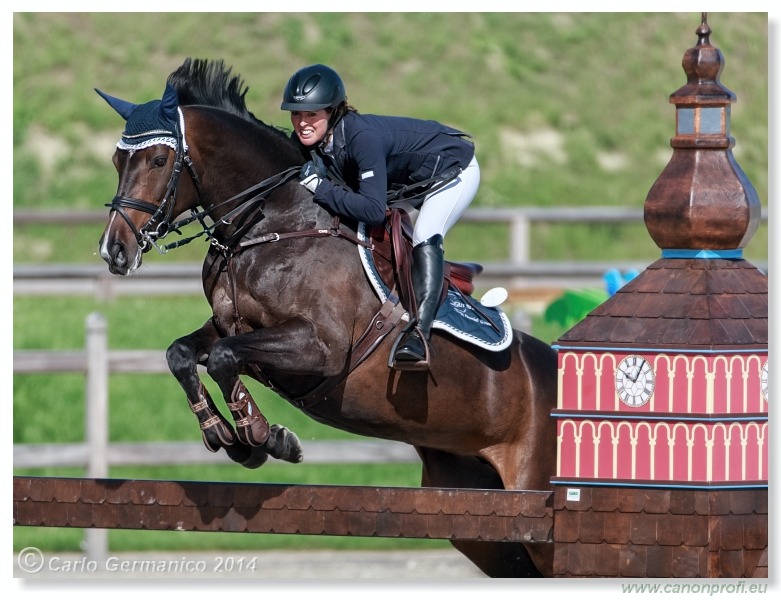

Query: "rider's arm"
<box><xmin>312</xmin><ymin>128</ymin><xmax>388</xmax><ymax>225</ymax></box>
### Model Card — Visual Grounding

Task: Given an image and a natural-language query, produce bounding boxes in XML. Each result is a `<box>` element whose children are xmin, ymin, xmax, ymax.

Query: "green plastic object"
<box><xmin>544</xmin><ymin>288</ymin><xmax>609</xmax><ymax>328</ymax></box>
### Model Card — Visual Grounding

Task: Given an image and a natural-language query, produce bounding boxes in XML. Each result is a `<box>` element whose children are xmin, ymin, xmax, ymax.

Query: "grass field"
<box><xmin>14</xmin><ymin>13</ymin><xmax>768</xmax><ymax>239</ymax></box>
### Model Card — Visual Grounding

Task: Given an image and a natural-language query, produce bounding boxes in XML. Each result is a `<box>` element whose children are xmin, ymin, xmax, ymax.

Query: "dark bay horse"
<box><xmin>97</xmin><ymin>59</ymin><xmax>558</xmax><ymax>577</ymax></box>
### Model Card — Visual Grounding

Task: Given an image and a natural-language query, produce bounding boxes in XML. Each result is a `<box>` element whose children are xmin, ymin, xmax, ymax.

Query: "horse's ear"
<box><xmin>160</xmin><ymin>83</ymin><xmax>179</xmax><ymax>125</ymax></box>
<box><xmin>94</xmin><ymin>88</ymin><xmax>137</xmax><ymax>121</ymax></box>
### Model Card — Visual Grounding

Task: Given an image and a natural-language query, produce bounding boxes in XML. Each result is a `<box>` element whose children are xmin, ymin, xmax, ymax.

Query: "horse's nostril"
<box><xmin>112</xmin><ymin>243</ymin><xmax>127</xmax><ymax>268</ymax></box>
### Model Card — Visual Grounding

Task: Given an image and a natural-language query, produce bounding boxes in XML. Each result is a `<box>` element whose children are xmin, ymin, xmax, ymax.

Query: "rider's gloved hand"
<box><xmin>299</xmin><ymin>155</ymin><xmax>328</xmax><ymax>193</ymax></box>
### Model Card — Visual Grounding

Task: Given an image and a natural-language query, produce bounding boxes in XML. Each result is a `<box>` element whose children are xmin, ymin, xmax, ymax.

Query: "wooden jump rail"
<box><xmin>13</xmin><ymin>476</ymin><xmax>554</xmax><ymax>543</ymax></box>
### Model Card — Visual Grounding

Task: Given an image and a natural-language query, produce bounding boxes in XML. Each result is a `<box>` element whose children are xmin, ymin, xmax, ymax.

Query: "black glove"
<box><xmin>299</xmin><ymin>155</ymin><xmax>328</xmax><ymax>193</ymax></box>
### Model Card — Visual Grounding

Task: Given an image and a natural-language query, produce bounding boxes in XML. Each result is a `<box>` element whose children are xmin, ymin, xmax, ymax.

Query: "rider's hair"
<box><xmin>327</xmin><ymin>101</ymin><xmax>357</xmax><ymax>130</ymax></box>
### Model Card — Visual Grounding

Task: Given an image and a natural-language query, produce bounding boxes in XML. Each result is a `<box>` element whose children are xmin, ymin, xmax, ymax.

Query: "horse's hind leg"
<box><xmin>166</xmin><ymin>320</ymin><xmax>269</xmax><ymax>468</ymax></box>
<box><xmin>416</xmin><ymin>447</ymin><xmax>546</xmax><ymax>578</ymax></box>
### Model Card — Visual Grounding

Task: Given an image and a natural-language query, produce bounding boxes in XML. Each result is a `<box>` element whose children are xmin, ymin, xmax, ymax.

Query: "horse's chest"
<box><xmin>205</xmin><ymin>267</ymin><xmax>278</xmax><ymax>335</ymax></box>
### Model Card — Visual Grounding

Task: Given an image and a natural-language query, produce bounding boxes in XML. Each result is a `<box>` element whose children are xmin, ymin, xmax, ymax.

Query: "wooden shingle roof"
<box><xmin>556</xmin><ymin>258</ymin><xmax>768</xmax><ymax>350</ymax></box>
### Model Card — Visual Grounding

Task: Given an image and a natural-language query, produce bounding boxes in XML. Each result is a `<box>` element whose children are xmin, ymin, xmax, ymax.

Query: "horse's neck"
<box><xmin>205</xmin><ymin>171</ymin><xmax>327</xmax><ymax>244</ymax></box>
<box><xmin>187</xmin><ymin>106</ymin><xmax>306</xmax><ymax>226</ymax></box>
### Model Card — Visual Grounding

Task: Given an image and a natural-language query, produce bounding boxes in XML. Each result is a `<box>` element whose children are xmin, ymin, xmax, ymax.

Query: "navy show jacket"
<box><xmin>308</xmin><ymin>111</ymin><xmax>475</xmax><ymax>225</ymax></box>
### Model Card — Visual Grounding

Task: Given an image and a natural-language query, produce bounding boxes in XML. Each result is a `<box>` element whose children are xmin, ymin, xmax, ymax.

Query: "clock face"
<box><xmin>761</xmin><ymin>360</ymin><xmax>768</xmax><ymax>402</ymax></box>
<box><xmin>615</xmin><ymin>355</ymin><xmax>655</xmax><ymax>407</ymax></box>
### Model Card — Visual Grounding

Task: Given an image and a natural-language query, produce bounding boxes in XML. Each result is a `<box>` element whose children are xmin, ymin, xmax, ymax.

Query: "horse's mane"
<box><xmin>166</xmin><ymin>58</ymin><xmax>293</xmax><ymax>145</ymax></box>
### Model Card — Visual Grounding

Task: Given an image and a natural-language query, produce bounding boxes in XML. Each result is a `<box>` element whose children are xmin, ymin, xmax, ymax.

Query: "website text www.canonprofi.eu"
<box><xmin>621</xmin><ymin>582</ymin><xmax>768</xmax><ymax>595</ymax></box>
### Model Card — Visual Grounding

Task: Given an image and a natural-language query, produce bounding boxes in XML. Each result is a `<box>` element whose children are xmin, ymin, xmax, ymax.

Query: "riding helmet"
<box><xmin>280</xmin><ymin>64</ymin><xmax>346</xmax><ymax>111</ymax></box>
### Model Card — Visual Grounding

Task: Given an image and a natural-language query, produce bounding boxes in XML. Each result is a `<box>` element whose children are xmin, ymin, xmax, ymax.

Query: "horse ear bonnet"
<box><xmin>96</xmin><ymin>84</ymin><xmax>180</xmax><ymax>151</ymax></box>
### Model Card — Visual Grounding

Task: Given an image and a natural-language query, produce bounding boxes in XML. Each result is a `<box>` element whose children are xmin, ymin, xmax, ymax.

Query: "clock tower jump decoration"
<box><xmin>550</xmin><ymin>15</ymin><xmax>767</xmax><ymax>577</ymax></box>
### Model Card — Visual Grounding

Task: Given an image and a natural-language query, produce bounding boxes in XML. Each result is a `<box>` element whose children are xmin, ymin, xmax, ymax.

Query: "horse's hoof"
<box><xmin>266</xmin><ymin>424</ymin><xmax>304</xmax><ymax>464</ymax></box>
<box><xmin>239</xmin><ymin>446</ymin><xmax>270</xmax><ymax>469</ymax></box>
<box><xmin>223</xmin><ymin>443</ymin><xmax>268</xmax><ymax>469</ymax></box>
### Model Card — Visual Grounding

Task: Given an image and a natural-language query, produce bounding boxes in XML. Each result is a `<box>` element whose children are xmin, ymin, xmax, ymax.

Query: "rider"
<box><xmin>280</xmin><ymin>64</ymin><xmax>480</xmax><ymax>370</ymax></box>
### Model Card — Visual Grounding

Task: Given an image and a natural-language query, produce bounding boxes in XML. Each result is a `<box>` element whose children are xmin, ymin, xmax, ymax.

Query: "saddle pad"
<box><xmin>357</xmin><ymin>224</ymin><xmax>513</xmax><ymax>352</ymax></box>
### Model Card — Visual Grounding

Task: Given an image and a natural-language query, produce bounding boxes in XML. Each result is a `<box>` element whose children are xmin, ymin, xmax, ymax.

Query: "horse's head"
<box><xmin>96</xmin><ymin>83</ymin><xmax>194</xmax><ymax>275</ymax></box>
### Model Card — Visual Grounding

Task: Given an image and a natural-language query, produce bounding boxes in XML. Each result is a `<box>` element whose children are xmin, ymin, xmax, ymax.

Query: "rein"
<box><xmin>106</xmin><ymin>109</ymin><xmax>302</xmax><ymax>256</ymax></box>
<box><xmin>109</xmin><ymin>161</ymin><xmax>302</xmax><ymax>256</ymax></box>
<box><xmin>107</xmin><ymin>120</ymin><xmax>420</xmax><ymax>410</ymax></box>
<box><xmin>163</xmin><ymin>166</ymin><xmax>301</xmax><ymax>253</ymax></box>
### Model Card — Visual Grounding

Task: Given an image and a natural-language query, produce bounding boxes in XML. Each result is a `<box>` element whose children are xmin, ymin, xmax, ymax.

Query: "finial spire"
<box><xmin>643</xmin><ymin>14</ymin><xmax>761</xmax><ymax>252</ymax></box>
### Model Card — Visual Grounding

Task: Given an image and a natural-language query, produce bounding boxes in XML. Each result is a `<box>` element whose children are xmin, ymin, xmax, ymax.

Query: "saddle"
<box><xmin>369</xmin><ymin>208</ymin><xmax>483</xmax><ymax>318</ymax></box>
<box><xmin>287</xmin><ymin>208</ymin><xmax>510</xmax><ymax>408</ymax></box>
<box><xmin>322</xmin><ymin>159</ymin><xmax>481</xmax><ymax>312</ymax></box>
<box><xmin>334</xmin><ymin>207</ymin><xmax>484</xmax><ymax>375</ymax></box>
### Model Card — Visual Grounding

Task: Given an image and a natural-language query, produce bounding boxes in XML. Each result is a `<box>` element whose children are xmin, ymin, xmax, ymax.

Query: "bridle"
<box><xmin>106</xmin><ymin>105</ymin><xmax>455</xmax><ymax>259</ymax></box>
<box><xmin>106</xmin><ymin>110</ymin><xmax>299</xmax><ymax>255</ymax></box>
<box><xmin>106</xmin><ymin>115</ymin><xmax>202</xmax><ymax>254</ymax></box>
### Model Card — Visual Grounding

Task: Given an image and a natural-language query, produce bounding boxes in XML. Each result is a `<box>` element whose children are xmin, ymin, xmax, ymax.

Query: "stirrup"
<box><xmin>388</xmin><ymin>326</ymin><xmax>431</xmax><ymax>371</ymax></box>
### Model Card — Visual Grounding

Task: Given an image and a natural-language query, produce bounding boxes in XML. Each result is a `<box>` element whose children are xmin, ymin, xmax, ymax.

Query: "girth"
<box><xmin>213</xmin><ymin>208</ymin><xmax>483</xmax><ymax>409</ymax></box>
<box><xmin>277</xmin><ymin>209</ymin><xmax>482</xmax><ymax>409</ymax></box>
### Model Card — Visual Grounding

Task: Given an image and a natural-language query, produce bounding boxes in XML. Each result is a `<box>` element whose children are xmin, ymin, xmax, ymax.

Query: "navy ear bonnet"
<box><xmin>96</xmin><ymin>83</ymin><xmax>181</xmax><ymax>151</ymax></box>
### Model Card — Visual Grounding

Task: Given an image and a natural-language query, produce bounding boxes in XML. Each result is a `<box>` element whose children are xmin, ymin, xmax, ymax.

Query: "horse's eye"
<box><xmin>153</xmin><ymin>155</ymin><xmax>168</xmax><ymax>168</ymax></box>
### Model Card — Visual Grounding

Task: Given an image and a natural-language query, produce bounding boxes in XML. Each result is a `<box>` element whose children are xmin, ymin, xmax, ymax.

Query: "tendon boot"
<box><xmin>393</xmin><ymin>234</ymin><xmax>444</xmax><ymax>369</ymax></box>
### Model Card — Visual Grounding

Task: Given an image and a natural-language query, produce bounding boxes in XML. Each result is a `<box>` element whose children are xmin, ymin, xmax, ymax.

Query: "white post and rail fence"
<box><xmin>16</xmin><ymin>207</ymin><xmax>766</xmax><ymax>298</ymax></box>
<box><xmin>13</xmin><ymin>313</ymin><xmax>421</xmax><ymax>561</ymax></box>
<box><xmin>13</xmin><ymin>207</ymin><xmax>768</xmax><ymax>559</ymax></box>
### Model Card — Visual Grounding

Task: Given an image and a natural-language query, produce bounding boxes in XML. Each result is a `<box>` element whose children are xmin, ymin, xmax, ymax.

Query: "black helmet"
<box><xmin>281</xmin><ymin>64</ymin><xmax>346</xmax><ymax>111</ymax></box>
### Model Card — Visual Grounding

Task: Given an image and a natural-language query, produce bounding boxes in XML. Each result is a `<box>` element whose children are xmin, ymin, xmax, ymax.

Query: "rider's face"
<box><xmin>290</xmin><ymin>109</ymin><xmax>330</xmax><ymax>146</ymax></box>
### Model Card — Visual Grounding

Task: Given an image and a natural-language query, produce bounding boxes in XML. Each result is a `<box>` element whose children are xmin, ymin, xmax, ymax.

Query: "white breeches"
<box><xmin>412</xmin><ymin>156</ymin><xmax>480</xmax><ymax>246</ymax></box>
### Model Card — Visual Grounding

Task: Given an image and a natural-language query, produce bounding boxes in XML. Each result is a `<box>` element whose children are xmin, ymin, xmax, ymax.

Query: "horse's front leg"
<box><xmin>166</xmin><ymin>319</ymin><xmax>268</xmax><ymax>468</ymax></box>
<box><xmin>206</xmin><ymin>319</ymin><xmax>337</xmax><ymax>464</ymax></box>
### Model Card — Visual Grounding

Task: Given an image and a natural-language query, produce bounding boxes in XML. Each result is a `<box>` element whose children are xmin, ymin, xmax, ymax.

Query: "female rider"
<box><xmin>281</xmin><ymin>64</ymin><xmax>480</xmax><ymax>370</ymax></box>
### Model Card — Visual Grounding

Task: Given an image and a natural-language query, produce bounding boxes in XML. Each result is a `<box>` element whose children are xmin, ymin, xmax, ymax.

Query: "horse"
<box><xmin>96</xmin><ymin>58</ymin><xmax>559</xmax><ymax>578</ymax></box>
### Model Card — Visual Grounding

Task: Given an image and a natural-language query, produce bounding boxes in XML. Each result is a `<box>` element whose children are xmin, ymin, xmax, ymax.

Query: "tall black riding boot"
<box><xmin>394</xmin><ymin>234</ymin><xmax>444</xmax><ymax>366</ymax></box>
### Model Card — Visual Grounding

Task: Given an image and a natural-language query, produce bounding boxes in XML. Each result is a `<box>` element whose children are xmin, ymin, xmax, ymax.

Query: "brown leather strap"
<box><xmin>390</xmin><ymin>210</ymin><xmax>417</xmax><ymax>322</ymax></box>
<box><xmin>347</xmin><ymin>294</ymin><xmax>407</xmax><ymax>372</ymax></box>
<box><xmin>237</xmin><ymin>216</ymin><xmax>373</xmax><ymax>251</ymax></box>
<box><xmin>290</xmin><ymin>293</ymin><xmax>407</xmax><ymax>410</ymax></box>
